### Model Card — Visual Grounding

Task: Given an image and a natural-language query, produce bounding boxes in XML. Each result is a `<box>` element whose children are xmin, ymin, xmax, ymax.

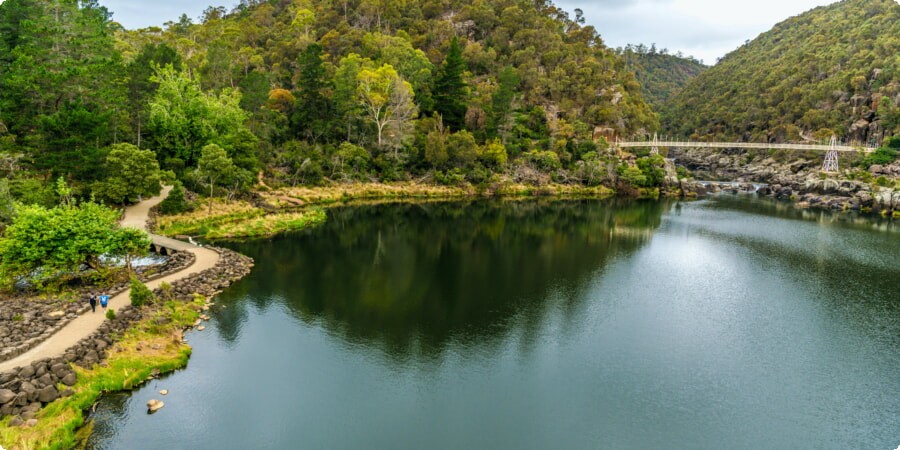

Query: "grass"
<box><xmin>0</xmin><ymin>298</ymin><xmax>205</xmax><ymax>450</ymax></box>
<box><xmin>155</xmin><ymin>200</ymin><xmax>262</xmax><ymax>236</ymax></box>
<box><xmin>156</xmin><ymin>182</ymin><xmax>615</xmax><ymax>240</ymax></box>
<box><xmin>204</xmin><ymin>208</ymin><xmax>327</xmax><ymax>239</ymax></box>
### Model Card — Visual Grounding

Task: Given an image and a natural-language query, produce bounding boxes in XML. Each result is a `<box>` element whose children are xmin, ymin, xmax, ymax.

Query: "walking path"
<box><xmin>0</xmin><ymin>188</ymin><xmax>220</xmax><ymax>373</ymax></box>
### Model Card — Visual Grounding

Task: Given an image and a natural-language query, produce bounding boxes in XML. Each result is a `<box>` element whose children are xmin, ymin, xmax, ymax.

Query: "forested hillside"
<box><xmin>664</xmin><ymin>0</ymin><xmax>900</xmax><ymax>144</ymax></box>
<box><xmin>0</xmin><ymin>0</ymin><xmax>660</xmax><ymax>210</ymax></box>
<box><xmin>618</xmin><ymin>44</ymin><xmax>706</xmax><ymax>111</ymax></box>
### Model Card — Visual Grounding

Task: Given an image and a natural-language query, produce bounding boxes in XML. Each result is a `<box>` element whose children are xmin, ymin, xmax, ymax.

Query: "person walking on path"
<box><xmin>100</xmin><ymin>294</ymin><xmax>109</xmax><ymax>310</ymax></box>
<box><xmin>89</xmin><ymin>295</ymin><xmax>97</xmax><ymax>313</ymax></box>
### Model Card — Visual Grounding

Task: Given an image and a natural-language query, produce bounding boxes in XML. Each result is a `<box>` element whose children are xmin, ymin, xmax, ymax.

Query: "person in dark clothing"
<box><xmin>89</xmin><ymin>295</ymin><xmax>97</xmax><ymax>313</ymax></box>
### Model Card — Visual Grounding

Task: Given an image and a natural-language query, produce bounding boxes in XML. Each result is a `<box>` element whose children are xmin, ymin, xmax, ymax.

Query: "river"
<box><xmin>86</xmin><ymin>196</ymin><xmax>900</xmax><ymax>449</ymax></box>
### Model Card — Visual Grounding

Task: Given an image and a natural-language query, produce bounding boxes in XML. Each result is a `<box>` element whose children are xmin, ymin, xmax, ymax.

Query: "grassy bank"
<box><xmin>157</xmin><ymin>182</ymin><xmax>615</xmax><ymax>239</ymax></box>
<box><xmin>0</xmin><ymin>298</ymin><xmax>206</xmax><ymax>450</ymax></box>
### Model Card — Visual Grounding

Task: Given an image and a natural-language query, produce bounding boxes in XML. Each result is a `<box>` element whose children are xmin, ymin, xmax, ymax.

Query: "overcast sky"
<box><xmin>99</xmin><ymin>0</ymin><xmax>844</xmax><ymax>65</ymax></box>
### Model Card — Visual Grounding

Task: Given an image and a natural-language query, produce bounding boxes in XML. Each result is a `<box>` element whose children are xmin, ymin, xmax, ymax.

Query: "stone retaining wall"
<box><xmin>0</xmin><ymin>251</ymin><xmax>195</xmax><ymax>363</ymax></box>
<box><xmin>0</xmin><ymin>247</ymin><xmax>253</xmax><ymax>423</ymax></box>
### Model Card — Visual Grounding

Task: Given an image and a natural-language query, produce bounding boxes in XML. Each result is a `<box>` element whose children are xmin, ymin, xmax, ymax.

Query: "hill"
<box><xmin>619</xmin><ymin>44</ymin><xmax>706</xmax><ymax>111</ymax></box>
<box><xmin>0</xmin><ymin>0</ymin><xmax>660</xmax><ymax>201</ymax></box>
<box><xmin>663</xmin><ymin>0</ymin><xmax>900</xmax><ymax>144</ymax></box>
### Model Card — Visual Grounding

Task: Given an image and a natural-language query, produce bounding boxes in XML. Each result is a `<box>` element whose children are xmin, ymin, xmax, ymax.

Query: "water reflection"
<box><xmin>217</xmin><ymin>199</ymin><xmax>668</xmax><ymax>359</ymax></box>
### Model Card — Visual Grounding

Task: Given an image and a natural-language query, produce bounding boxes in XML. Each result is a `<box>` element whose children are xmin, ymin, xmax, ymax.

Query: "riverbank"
<box><xmin>670</xmin><ymin>147</ymin><xmax>900</xmax><ymax>217</ymax></box>
<box><xmin>155</xmin><ymin>182</ymin><xmax>616</xmax><ymax>239</ymax></box>
<box><xmin>0</xmin><ymin>247</ymin><xmax>253</xmax><ymax>449</ymax></box>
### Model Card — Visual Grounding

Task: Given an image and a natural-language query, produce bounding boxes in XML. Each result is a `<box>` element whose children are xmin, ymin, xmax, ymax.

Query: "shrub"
<box><xmin>130</xmin><ymin>276</ymin><xmax>154</xmax><ymax>307</ymax></box>
<box><xmin>158</xmin><ymin>181</ymin><xmax>192</xmax><ymax>215</ymax></box>
<box><xmin>860</xmin><ymin>147</ymin><xmax>898</xmax><ymax>168</ymax></box>
<box><xmin>106</xmin><ymin>308</ymin><xmax>117</xmax><ymax>320</ymax></box>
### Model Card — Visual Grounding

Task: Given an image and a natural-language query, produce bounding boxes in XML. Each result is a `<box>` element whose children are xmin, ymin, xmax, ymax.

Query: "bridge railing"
<box><xmin>614</xmin><ymin>141</ymin><xmax>875</xmax><ymax>153</ymax></box>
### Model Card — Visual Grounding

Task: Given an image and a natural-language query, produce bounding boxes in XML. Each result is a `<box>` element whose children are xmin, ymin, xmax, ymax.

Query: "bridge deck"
<box><xmin>150</xmin><ymin>234</ymin><xmax>196</xmax><ymax>252</ymax></box>
<box><xmin>615</xmin><ymin>141</ymin><xmax>875</xmax><ymax>153</ymax></box>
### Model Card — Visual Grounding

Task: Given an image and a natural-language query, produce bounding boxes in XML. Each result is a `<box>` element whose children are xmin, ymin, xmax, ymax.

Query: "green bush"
<box><xmin>129</xmin><ymin>276</ymin><xmax>154</xmax><ymax>307</ymax></box>
<box><xmin>106</xmin><ymin>308</ymin><xmax>117</xmax><ymax>320</ymax></box>
<box><xmin>158</xmin><ymin>181</ymin><xmax>191</xmax><ymax>215</ymax></box>
<box><xmin>435</xmin><ymin>168</ymin><xmax>466</xmax><ymax>186</ymax></box>
<box><xmin>860</xmin><ymin>146</ymin><xmax>898</xmax><ymax>168</ymax></box>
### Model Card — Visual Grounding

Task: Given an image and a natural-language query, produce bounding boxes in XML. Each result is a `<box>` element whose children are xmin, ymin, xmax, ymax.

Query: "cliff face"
<box><xmin>663</xmin><ymin>0</ymin><xmax>900</xmax><ymax>144</ymax></box>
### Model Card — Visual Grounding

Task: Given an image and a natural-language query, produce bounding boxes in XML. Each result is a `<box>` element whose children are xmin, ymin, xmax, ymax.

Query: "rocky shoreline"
<box><xmin>0</xmin><ymin>251</ymin><xmax>195</xmax><ymax>364</ymax></box>
<box><xmin>670</xmin><ymin>147</ymin><xmax>900</xmax><ymax>216</ymax></box>
<box><xmin>0</xmin><ymin>247</ymin><xmax>253</xmax><ymax>424</ymax></box>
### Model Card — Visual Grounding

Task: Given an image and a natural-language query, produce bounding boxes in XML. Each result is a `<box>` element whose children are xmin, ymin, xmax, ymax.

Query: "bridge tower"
<box><xmin>822</xmin><ymin>135</ymin><xmax>840</xmax><ymax>172</ymax></box>
<box><xmin>650</xmin><ymin>133</ymin><xmax>660</xmax><ymax>156</ymax></box>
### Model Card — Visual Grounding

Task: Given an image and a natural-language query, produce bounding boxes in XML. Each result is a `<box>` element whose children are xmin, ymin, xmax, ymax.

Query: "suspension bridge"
<box><xmin>613</xmin><ymin>134</ymin><xmax>877</xmax><ymax>172</ymax></box>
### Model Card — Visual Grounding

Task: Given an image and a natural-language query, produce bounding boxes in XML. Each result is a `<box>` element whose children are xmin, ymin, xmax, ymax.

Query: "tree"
<box><xmin>333</xmin><ymin>54</ymin><xmax>367</xmax><ymax>141</ymax></box>
<box><xmin>147</xmin><ymin>65</ymin><xmax>250</xmax><ymax>168</ymax></box>
<box><xmin>196</xmin><ymin>144</ymin><xmax>237</xmax><ymax>214</ymax></box>
<box><xmin>480</xmin><ymin>139</ymin><xmax>508</xmax><ymax>168</ymax></box>
<box><xmin>94</xmin><ymin>143</ymin><xmax>162</xmax><ymax>205</ymax></box>
<box><xmin>356</xmin><ymin>64</ymin><xmax>418</xmax><ymax>152</ymax></box>
<box><xmin>0</xmin><ymin>201</ymin><xmax>151</xmax><ymax>288</ymax></box>
<box><xmin>434</xmin><ymin>37</ymin><xmax>468</xmax><ymax>131</ymax></box>
<box><xmin>488</xmin><ymin>66</ymin><xmax>520</xmax><ymax>139</ymax></box>
<box><xmin>0</xmin><ymin>179</ymin><xmax>14</xmax><ymax>230</ymax></box>
<box><xmin>126</xmin><ymin>43</ymin><xmax>182</xmax><ymax>148</ymax></box>
<box><xmin>129</xmin><ymin>275</ymin><xmax>154</xmax><ymax>307</ymax></box>
<box><xmin>158</xmin><ymin>180</ymin><xmax>191</xmax><ymax>215</ymax></box>
<box><xmin>293</xmin><ymin>43</ymin><xmax>332</xmax><ymax>142</ymax></box>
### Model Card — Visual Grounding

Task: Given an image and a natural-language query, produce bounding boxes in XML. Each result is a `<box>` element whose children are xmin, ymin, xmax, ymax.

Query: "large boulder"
<box><xmin>37</xmin><ymin>386</ymin><xmax>58</xmax><ymax>403</ymax></box>
<box><xmin>0</xmin><ymin>389</ymin><xmax>15</xmax><ymax>404</ymax></box>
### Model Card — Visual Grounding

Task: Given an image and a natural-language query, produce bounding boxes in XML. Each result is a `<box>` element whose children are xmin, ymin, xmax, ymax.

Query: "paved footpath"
<box><xmin>0</xmin><ymin>188</ymin><xmax>220</xmax><ymax>373</ymax></box>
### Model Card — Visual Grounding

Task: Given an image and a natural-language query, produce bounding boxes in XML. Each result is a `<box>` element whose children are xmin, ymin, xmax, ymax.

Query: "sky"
<box><xmin>99</xmin><ymin>0</ymin><xmax>843</xmax><ymax>65</ymax></box>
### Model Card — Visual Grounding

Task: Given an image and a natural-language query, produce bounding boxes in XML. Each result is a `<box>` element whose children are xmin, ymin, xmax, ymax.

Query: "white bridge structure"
<box><xmin>614</xmin><ymin>134</ymin><xmax>876</xmax><ymax>172</ymax></box>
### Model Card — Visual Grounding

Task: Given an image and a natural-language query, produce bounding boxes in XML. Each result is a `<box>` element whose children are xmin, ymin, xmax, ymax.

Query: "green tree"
<box><xmin>93</xmin><ymin>143</ymin><xmax>163</xmax><ymax>205</ymax></box>
<box><xmin>196</xmin><ymin>143</ymin><xmax>237</xmax><ymax>214</ymax></box>
<box><xmin>480</xmin><ymin>139</ymin><xmax>508</xmax><ymax>168</ymax></box>
<box><xmin>447</xmin><ymin>130</ymin><xmax>478</xmax><ymax>168</ymax></box>
<box><xmin>487</xmin><ymin>66</ymin><xmax>519</xmax><ymax>139</ymax></box>
<box><xmin>0</xmin><ymin>179</ymin><xmax>15</xmax><ymax>229</ymax></box>
<box><xmin>158</xmin><ymin>180</ymin><xmax>191</xmax><ymax>215</ymax></box>
<box><xmin>129</xmin><ymin>275</ymin><xmax>154</xmax><ymax>307</ymax></box>
<box><xmin>0</xmin><ymin>202</ymin><xmax>151</xmax><ymax>288</ymax></box>
<box><xmin>434</xmin><ymin>37</ymin><xmax>468</xmax><ymax>131</ymax></box>
<box><xmin>147</xmin><ymin>65</ymin><xmax>250</xmax><ymax>168</ymax></box>
<box><xmin>356</xmin><ymin>64</ymin><xmax>418</xmax><ymax>152</ymax></box>
<box><xmin>293</xmin><ymin>43</ymin><xmax>332</xmax><ymax>142</ymax></box>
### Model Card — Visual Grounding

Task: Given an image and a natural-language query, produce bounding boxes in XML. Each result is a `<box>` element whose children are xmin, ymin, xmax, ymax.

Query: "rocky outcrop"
<box><xmin>670</xmin><ymin>147</ymin><xmax>899</xmax><ymax>215</ymax></box>
<box><xmin>0</xmin><ymin>251</ymin><xmax>195</xmax><ymax>363</ymax></box>
<box><xmin>0</xmin><ymin>247</ymin><xmax>253</xmax><ymax>423</ymax></box>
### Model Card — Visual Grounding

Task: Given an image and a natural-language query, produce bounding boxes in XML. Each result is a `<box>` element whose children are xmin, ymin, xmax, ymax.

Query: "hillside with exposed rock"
<box><xmin>663</xmin><ymin>0</ymin><xmax>900</xmax><ymax>144</ymax></box>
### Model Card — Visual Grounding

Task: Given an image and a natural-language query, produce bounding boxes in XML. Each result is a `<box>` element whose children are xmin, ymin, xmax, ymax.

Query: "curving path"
<box><xmin>0</xmin><ymin>188</ymin><xmax>220</xmax><ymax>373</ymax></box>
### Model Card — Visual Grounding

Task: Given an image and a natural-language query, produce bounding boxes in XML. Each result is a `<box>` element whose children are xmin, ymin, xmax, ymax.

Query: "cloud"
<box><xmin>556</xmin><ymin>0</ymin><xmax>836</xmax><ymax>64</ymax></box>
<box><xmin>100</xmin><ymin>0</ymin><xmax>839</xmax><ymax>64</ymax></box>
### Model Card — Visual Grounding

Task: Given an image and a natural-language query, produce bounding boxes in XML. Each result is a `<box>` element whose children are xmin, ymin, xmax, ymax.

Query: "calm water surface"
<box><xmin>87</xmin><ymin>197</ymin><xmax>900</xmax><ymax>449</ymax></box>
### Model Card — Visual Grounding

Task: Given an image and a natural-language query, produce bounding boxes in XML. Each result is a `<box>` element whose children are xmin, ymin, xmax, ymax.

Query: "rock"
<box><xmin>61</xmin><ymin>372</ymin><xmax>77</xmax><ymax>386</ymax></box>
<box><xmin>24</xmin><ymin>418</ymin><xmax>38</xmax><ymax>427</ymax></box>
<box><xmin>0</xmin><ymin>389</ymin><xmax>15</xmax><ymax>404</ymax></box>
<box><xmin>19</xmin><ymin>381</ymin><xmax>36</xmax><ymax>394</ymax></box>
<box><xmin>159</xmin><ymin>389</ymin><xmax>169</xmax><ymax>395</ymax></box>
<box><xmin>9</xmin><ymin>416</ymin><xmax>24</xmax><ymax>427</ymax></box>
<box><xmin>37</xmin><ymin>385</ymin><xmax>58</xmax><ymax>403</ymax></box>
<box><xmin>50</xmin><ymin>363</ymin><xmax>70</xmax><ymax>378</ymax></box>
<box><xmin>47</xmin><ymin>310</ymin><xmax>65</xmax><ymax>318</ymax></box>
<box><xmin>154</xmin><ymin>316</ymin><xmax>173</xmax><ymax>326</ymax></box>
<box><xmin>18</xmin><ymin>366</ymin><xmax>35</xmax><ymax>379</ymax></box>
<box><xmin>60</xmin><ymin>389</ymin><xmax>74</xmax><ymax>398</ymax></box>
<box><xmin>197</xmin><ymin>325</ymin><xmax>206</xmax><ymax>331</ymax></box>
<box><xmin>147</xmin><ymin>399</ymin><xmax>165</xmax><ymax>413</ymax></box>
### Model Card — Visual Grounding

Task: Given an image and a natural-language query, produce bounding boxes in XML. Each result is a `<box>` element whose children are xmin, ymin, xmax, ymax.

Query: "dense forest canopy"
<box><xmin>0</xmin><ymin>0</ymin><xmax>660</xmax><ymax>206</ymax></box>
<box><xmin>663</xmin><ymin>0</ymin><xmax>900</xmax><ymax>144</ymax></box>
<box><xmin>617</xmin><ymin>43</ymin><xmax>706</xmax><ymax>112</ymax></box>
